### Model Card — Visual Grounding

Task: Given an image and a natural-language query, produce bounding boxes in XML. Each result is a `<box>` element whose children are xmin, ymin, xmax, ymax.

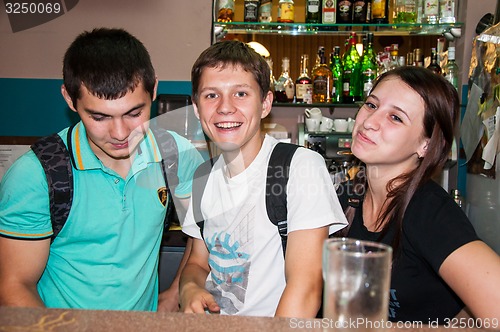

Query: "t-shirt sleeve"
<box><xmin>169</xmin><ymin>131</ymin><xmax>205</xmax><ymax>199</ymax></box>
<box><xmin>0</xmin><ymin>151</ymin><xmax>53</xmax><ymax>239</ymax></box>
<box><xmin>286</xmin><ymin>148</ymin><xmax>348</xmax><ymax>234</ymax></box>
<box><xmin>403</xmin><ymin>184</ymin><xmax>479</xmax><ymax>272</ymax></box>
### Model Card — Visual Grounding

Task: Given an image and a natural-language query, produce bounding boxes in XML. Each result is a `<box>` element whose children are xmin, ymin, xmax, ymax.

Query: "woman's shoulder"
<box><xmin>412</xmin><ymin>180</ymin><xmax>451</xmax><ymax>205</ymax></box>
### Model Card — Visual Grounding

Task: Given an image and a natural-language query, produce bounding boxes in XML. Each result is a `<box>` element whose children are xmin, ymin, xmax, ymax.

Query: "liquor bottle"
<box><xmin>443</xmin><ymin>46</ymin><xmax>459</xmax><ymax>89</ymax></box>
<box><xmin>295</xmin><ymin>54</ymin><xmax>313</xmax><ymax>103</ymax></box>
<box><xmin>312</xmin><ymin>47</ymin><xmax>333</xmax><ymax>103</ymax></box>
<box><xmin>360</xmin><ymin>32</ymin><xmax>378</xmax><ymax>99</ymax></box>
<box><xmin>276</xmin><ymin>57</ymin><xmax>295</xmax><ymax>102</ymax></box>
<box><xmin>278</xmin><ymin>0</ymin><xmax>295</xmax><ymax>23</ymax></box>
<box><xmin>259</xmin><ymin>0</ymin><xmax>273</xmax><ymax>22</ymax></box>
<box><xmin>342</xmin><ymin>32</ymin><xmax>362</xmax><ymax>103</ymax></box>
<box><xmin>244</xmin><ymin>0</ymin><xmax>260</xmax><ymax>22</ymax></box>
<box><xmin>306</xmin><ymin>0</ymin><xmax>322</xmax><ymax>23</ymax></box>
<box><xmin>439</xmin><ymin>0</ymin><xmax>455</xmax><ymax>23</ymax></box>
<box><xmin>389</xmin><ymin>43</ymin><xmax>399</xmax><ymax>70</ymax></box>
<box><xmin>330</xmin><ymin>46</ymin><xmax>343</xmax><ymax>103</ymax></box>
<box><xmin>352</xmin><ymin>0</ymin><xmax>368</xmax><ymax>23</ymax></box>
<box><xmin>216</xmin><ymin>0</ymin><xmax>235</xmax><ymax>22</ymax></box>
<box><xmin>337</xmin><ymin>0</ymin><xmax>353</xmax><ymax>23</ymax></box>
<box><xmin>427</xmin><ymin>47</ymin><xmax>442</xmax><ymax>74</ymax></box>
<box><xmin>322</xmin><ymin>0</ymin><xmax>337</xmax><ymax>24</ymax></box>
<box><xmin>371</xmin><ymin>0</ymin><xmax>389</xmax><ymax>23</ymax></box>
<box><xmin>413</xmin><ymin>48</ymin><xmax>424</xmax><ymax>66</ymax></box>
<box><xmin>423</xmin><ymin>0</ymin><xmax>439</xmax><ymax>24</ymax></box>
<box><xmin>266</xmin><ymin>58</ymin><xmax>277</xmax><ymax>98</ymax></box>
<box><xmin>393</xmin><ymin>0</ymin><xmax>417</xmax><ymax>23</ymax></box>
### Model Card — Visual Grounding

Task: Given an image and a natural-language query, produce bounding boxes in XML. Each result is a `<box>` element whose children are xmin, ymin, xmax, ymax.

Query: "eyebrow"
<box><xmin>200</xmin><ymin>83</ymin><xmax>253</xmax><ymax>92</ymax></box>
<box><xmin>84</xmin><ymin>103</ymin><xmax>146</xmax><ymax>117</ymax></box>
<box><xmin>368</xmin><ymin>94</ymin><xmax>411</xmax><ymax>121</ymax></box>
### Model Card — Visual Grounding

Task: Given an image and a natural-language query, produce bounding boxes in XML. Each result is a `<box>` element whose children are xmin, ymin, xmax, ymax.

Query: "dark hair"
<box><xmin>63</xmin><ymin>28</ymin><xmax>156</xmax><ymax>106</ymax></box>
<box><xmin>344</xmin><ymin>66</ymin><xmax>459</xmax><ymax>251</ymax></box>
<box><xmin>191</xmin><ymin>40</ymin><xmax>270</xmax><ymax>103</ymax></box>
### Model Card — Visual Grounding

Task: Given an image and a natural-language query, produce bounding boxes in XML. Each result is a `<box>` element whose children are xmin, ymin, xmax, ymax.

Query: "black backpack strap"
<box><xmin>31</xmin><ymin>126</ymin><xmax>76</xmax><ymax>242</ymax></box>
<box><xmin>266</xmin><ymin>142</ymin><xmax>300</xmax><ymax>256</ymax></box>
<box><xmin>150</xmin><ymin>128</ymin><xmax>179</xmax><ymax>233</ymax></box>
<box><xmin>192</xmin><ymin>156</ymin><xmax>219</xmax><ymax>241</ymax></box>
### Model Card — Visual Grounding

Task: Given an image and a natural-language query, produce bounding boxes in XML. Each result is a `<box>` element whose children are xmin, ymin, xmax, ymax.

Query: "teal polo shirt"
<box><xmin>0</xmin><ymin>122</ymin><xmax>203</xmax><ymax>310</ymax></box>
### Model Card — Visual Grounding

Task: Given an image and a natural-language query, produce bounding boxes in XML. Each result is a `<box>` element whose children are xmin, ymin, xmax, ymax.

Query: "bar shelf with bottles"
<box><xmin>213</xmin><ymin>21</ymin><xmax>463</xmax><ymax>39</ymax></box>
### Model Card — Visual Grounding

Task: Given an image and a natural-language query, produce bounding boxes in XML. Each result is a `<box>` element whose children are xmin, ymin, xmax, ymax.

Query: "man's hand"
<box><xmin>157</xmin><ymin>286</ymin><xmax>180</xmax><ymax>312</ymax></box>
<box><xmin>179</xmin><ymin>283</ymin><xmax>220</xmax><ymax>314</ymax></box>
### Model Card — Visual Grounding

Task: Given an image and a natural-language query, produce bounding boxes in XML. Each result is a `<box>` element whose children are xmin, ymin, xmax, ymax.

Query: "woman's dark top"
<box><xmin>346</xmin><ymin>180</ymin><xmax>479</xmax><ymax>323</ymax></box>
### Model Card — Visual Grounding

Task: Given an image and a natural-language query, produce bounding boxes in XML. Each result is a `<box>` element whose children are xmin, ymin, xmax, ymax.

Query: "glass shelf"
<box><xmin>273</xmin><ymin>102</ymin><xmax>361</xmax><ymax>108</ymax></box>
<box><xmin>214</xmin><ymin>21</ymin><xmax>463</xmax><ymax>38</ymax></box>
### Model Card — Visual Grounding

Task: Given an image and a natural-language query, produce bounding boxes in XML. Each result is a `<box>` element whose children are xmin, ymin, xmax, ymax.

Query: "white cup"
<box><xmin>319</xmin><ymin>116</ymin><xmax>334</xmax><ymax>132</ymax></box>
<box><xmin>333</xmin><ymin>119</ymin><xmax>349</xmax><ymax>133</ymax></box>
<box><xmin>304</xmin><ymin>107</ymin><xmax>323</xmax><ymax>120</ymax></box>
<box><xmin>305</xmin><ymin>118</ymin><xmax>321</xmax><ymax>132</ymax></box>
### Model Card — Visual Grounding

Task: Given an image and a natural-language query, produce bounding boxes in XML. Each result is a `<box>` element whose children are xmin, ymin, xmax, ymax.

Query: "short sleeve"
<box><xmin>402</xmin><ymin>183</ymin><xmax>479</xmax><ymax>272</ymax></box>
<box><xmin>0</xmin><ymin>151</ymin><xmax>53</xmax><ymax>239</ymax></box>
<box><xmin>286</xmin><ymin>148</ymin><xmax>348</xmax><ymax>234</ymax></box>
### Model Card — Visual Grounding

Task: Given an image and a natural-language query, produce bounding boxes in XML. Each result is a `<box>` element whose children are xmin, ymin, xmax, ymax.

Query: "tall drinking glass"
<box><xmin>323</xmin><ymin>238</ymin><xmax>392</xmax><ymax>331</ymax></box>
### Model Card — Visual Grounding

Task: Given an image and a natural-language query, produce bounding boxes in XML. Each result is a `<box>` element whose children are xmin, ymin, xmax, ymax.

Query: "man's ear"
<box><xmin>152</xmin><ymin>78</ymin><xmax>158</xmax><ymax>102</ymax></box>
<box><xmin>192</xmin><ymin>102</ymin><xmax>200</xmax><ymax>119</ymax></box>
<box><xmin>261</xmin><ymin>90</ymin><xmax>273</xmax><ymax>119</ymax></box>
<box><xmin>61</xmin><ymin>85</ymin><xmax>77</xmax><ymax>112</ymax></box>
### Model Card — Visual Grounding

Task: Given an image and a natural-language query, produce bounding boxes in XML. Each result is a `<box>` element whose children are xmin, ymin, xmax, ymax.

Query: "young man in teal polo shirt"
<box><xmin>0</xmin><ymin>28</ymin><xmax>203</xmax><ymax>311</ymax></box>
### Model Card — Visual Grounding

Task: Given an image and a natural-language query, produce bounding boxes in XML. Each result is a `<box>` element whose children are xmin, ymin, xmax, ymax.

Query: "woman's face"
<box><xmin>351</xmin><ymin>76</ymin><xmax>430</xmax><ymax>174</ymax></box>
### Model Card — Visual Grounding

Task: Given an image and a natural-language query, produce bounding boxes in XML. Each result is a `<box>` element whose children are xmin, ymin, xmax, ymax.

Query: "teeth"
<box><xmin>216</xmin><ymin>122</ymin><xmax>242</xmax><ymax>129</ymax></box>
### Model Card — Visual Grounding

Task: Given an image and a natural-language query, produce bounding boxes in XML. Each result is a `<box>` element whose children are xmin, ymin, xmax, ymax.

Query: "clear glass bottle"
<box><xmin>361</xmin><ymin>33</ymin><xmax>378</xmax><ymax>100</ymax></box>
<box><xmin>413</xmin><ymin>48</ymin><xmax>424</xmax><ymax>66</ymax></box>
<box><xmin>278</xmin><ymin>0</ymin><xmax>295</xmax><ymax>23</ymax></box>
<box><xmin>266</xmin><ymin>58</ymin><xmax>277</xmax><ymax>99</ymax></box>
<box><xmin>443</xmin><ymin>46</ymin><xmax>459</xmax><ymax>89</ymax></box>
<box><xmin>216</xmin><ymin>0</ymin><xmax>235</xmax><ymax>22</ymax></box>
<box><xmin>330</xmin><ymin>46</ymin><xmax>343</xmax><ymax>103</ymax></box>
<box><xmin>312</xmin><ymin>46</ymin><xmax>333</xmax><ymax>103</ymax></box>
<box><xmin>394</xmin><ymin>0</ymin><xmax>417</xmax><ymax>23</ymax></box>
<box><xmin>423</xmin><ymin>0</ymin><xmax>439</xmax><ymax>24</ymax></box>
<box><xmin>342</xmin><ymin>32</ymin><xmax>362</xmax><ymax>103</ymax></box>
<box><xmin>296</xmin><ymin>54</ymin><xmax>313</xmax><ymax>103</ymax></box>
<box><xmin>259</xmin><ymin>0</ymin><xmax>273</xmax><ymax>22</ymax></box>
<box><xmin>306</xmin><ymin>0</ymin><xmax>322</xmax><ymax>23</ymax></box>
<box><xmin>439</xmin><ymin>0</ymin><xmax>455</xmax><ymax>23</ymax></box>
<box><xmin>276</xmin><ymin>57</ymin><xmax>295</xmax><ymax>102</ymax></box>
<box><xmin>427</xmin><ymin>47</ymin><xmax>442</xmax><ymax>74</ymax></box>
<box><xmin>371</xmin><ymin>0</ymin><xmax>389</xmax><ymax>24</ymax></box>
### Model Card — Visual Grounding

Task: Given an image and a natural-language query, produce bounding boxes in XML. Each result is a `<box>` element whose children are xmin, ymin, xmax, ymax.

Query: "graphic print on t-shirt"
<box><xmin>205</xmin><ymin>202</ymin><xmax>255</xmax><ymax>315</ymax></box>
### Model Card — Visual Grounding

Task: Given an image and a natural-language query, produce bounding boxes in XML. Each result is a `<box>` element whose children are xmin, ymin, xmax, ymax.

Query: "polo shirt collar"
<box><xmin>69</xmin><ymin>122</ymin><xmax>162</xmax><ymax>171</ymax></box>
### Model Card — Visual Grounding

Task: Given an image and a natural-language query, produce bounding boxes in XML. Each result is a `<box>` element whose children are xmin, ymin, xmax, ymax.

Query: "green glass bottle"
<box><xmin>330</xmin><ymin>46</ymin><xmax>343</xmax><ymax>103</ymax></box>
<box><xmin>342</xmin><ymin>32</ymin><xmax>362</xmax><ymax>103</ymax></box>
<box><xmin>306</xmin><ymin>0</ymin><xmax>321</xmax><ymax>23</ymax></box>
<box><xmin>360</xmin><ymin>32</ymin><xmax>378</xmax><ymax>99</ymax></box>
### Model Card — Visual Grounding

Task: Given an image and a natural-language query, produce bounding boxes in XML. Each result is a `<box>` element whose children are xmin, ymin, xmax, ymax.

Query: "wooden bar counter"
<box><xmin>0</xmin><ymin>307</ymin><xmax>492</xmax><ymax>331</ymax></box>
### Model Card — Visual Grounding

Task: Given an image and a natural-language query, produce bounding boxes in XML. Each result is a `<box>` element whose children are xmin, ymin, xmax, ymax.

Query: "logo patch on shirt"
<box><xmin>157</xmin><ymin>187</ymin><xmax>168</xmax><ymax>206</ymax></box>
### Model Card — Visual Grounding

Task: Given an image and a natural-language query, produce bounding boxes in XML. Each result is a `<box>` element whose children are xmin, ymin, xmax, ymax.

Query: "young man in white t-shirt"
<box><xmin>179</xmin><ymin>40</ymin><xmax>347</xmax><ymax>318</ymax></box>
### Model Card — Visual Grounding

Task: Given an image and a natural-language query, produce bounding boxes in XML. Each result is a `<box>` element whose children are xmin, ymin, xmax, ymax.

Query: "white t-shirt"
<box><xmin>182</xmin><ymin>135</ymin><xmax>347</xmax><ymax>316</ymax></box>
